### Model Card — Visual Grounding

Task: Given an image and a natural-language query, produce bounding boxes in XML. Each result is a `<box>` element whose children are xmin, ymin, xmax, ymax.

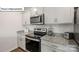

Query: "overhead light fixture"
<box><xmin>33</xmin><ymin>8</ymin><xmax>37</xmax><ymax>12</ymax></box>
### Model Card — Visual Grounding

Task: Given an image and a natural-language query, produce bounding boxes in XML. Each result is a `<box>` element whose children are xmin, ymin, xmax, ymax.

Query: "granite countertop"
<box><xmin>41</xmin><ymin>35</ymin><xmax>77</xmax><ymax>45</ymax></box>
<box><xmin>41</xmin><ymin>35</ymin><xmax>78</xmax><ymax>52</ymax></box>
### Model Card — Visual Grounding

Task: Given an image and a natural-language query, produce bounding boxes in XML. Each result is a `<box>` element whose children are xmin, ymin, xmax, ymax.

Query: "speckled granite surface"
<box><xmin>41</xmin><ymin>35</ymin><xmax>78</xmax><ymax>52</ymax></box>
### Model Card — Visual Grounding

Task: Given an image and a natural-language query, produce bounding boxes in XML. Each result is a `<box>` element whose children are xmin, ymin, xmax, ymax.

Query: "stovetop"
<box><xmin>25</xmin><ymin>34</ymin><xmax>42</xmax><ymax>39</ymax></box>
<box><xmin>25</xmin><ymin>28</ymin><xmax>47</xmax><ymax>39</ymax></box>
<box><xmin>25</xmin><ymin>31</ymin><xmax>47</xmax><ymax>39</ymax></box>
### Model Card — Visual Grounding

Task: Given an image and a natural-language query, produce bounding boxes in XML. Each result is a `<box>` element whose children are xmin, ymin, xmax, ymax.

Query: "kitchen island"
<box><xmin>41</xmin><ymin>35</ymin><xmax>79</xmax><ymax>52</ymax></box>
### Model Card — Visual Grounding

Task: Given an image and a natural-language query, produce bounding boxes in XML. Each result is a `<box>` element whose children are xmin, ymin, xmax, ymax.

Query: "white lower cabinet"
<box><xmin>17</xmin><ymin>31</ymin><xmax>26</xmax><ymax>50</ymax></box>
<box><xmin>20</xmin><ymin>36</ymin><xmax>26</xmax><ymax>50</ymax></box>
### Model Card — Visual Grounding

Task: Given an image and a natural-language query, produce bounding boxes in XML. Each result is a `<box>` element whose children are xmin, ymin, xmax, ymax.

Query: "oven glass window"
<box><xmin>26</xmin><ymin>38</ymin><xmax>40</xmax><ymax>52</ymax></box>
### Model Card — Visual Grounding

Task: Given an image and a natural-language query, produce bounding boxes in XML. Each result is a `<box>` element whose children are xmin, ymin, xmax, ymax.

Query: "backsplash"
<box><xmin>24</xmin><ymin>24</ymin><xmax>74</xmax><ymax>33</ymax></box>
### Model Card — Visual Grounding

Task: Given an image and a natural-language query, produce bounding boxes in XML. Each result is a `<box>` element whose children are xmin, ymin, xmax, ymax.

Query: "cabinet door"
<box><xmin>17</xmin><ymin>32</ymin><xmax>22</xmax><ymax>47</ymax></box>
<box><xmin>44</xmin><ymin>7</ymin><xmax>74</xmax><ymax>24</ymax></box>
<box><xmin>17</xmin><ymin>34</ymin><xmax>21</xmax><ymax>48</ymax></box>
<box><xmin>20</xmin><ymin>36</ymin><xmax>26</xmax><ymax>50</ymax></box>
<box><xmin>17</xmin><ymin>32</ymin><xmax>26</xmax><ymax>50</ymax></box>
<box><xmin>44</xmin><ymin>7</ymin><xmax>58</xmax><ymax>24</ymax></box>
<box><xmin>36</xmin><ymin>7</ymin><xmax>43</xmax><ymax>15</ymax></box>
<box><xmin>18</xmin><ymin>36</ymin><xmax>26</xmax><ymax>50</ymax></box>
<box><xmin>22</xmin><ymin>11</ymin><xmax>30</xmax><ymax>26</ymax></box>
<box><xmin>57</xmin><ymin>7</ymin><xmax>74</xmax><ymax>24</ymax></box>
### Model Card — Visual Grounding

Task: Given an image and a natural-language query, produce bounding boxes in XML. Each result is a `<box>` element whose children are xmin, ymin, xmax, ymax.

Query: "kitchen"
<box><xmin>0</xmin><ymin>7</ymin><xmax>79</xmax><ymax>52</ymax></box>
<box><xmin>17</xmin><ymin>7</ymin><xmax>79</xmax><ymax>52</ymax></box>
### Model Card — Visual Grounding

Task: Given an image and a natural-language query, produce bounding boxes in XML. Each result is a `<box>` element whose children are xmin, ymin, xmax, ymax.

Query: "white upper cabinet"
<box><xmin>22</xmin><ymin>7</ymin><xmax>74</xmax><ymax>25</ymax></box>
<box><xmin>22</xmin><ymin>7</ymin><xmax>44</xmax><ymax>25</ymax></box>
<box><xmin>44</xmin><ymin>7</ymin><xmax>58</xmax><ymax>24</ymax></box>
<box><xmin>22</xmin><ymin>10</ymin><xmax>30</xmax><ymax>26</ymax></box>
<box><xmin>44</xmin><ymin>7</ymin><xmax>74</xmax><ymax>24</ymax></box>
<box><xmin>57</xmin><ymin>7</ymin><xmax>74</xmax><ymax>24</ymax></box>
<box><xmin>30</xmin><ymin>7</ymin><xmax>43</xmax><ymax>16</ymax></box>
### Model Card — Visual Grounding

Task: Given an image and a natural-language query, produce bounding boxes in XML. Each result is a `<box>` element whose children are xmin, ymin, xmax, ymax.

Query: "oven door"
<box><xmin>25</xmin><ymin>38</ymin><xmax>41</xmax><ymax>52</ymax></box>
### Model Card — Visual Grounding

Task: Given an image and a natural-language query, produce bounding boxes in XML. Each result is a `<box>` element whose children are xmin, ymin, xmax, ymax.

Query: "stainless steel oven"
<box><xmin>30</xmin><ymin>14</ymin><xmax>44</xmax><ymax>25</ymax></box>
<box><xmin>25</xmin><ymin>37</ymin><xmax>41</xmax><ymax>52</ymax></box>
<box><xmin>25</xmin><ymin>28</ymin><xmax>47</xmax><ymax>52</ymax></box>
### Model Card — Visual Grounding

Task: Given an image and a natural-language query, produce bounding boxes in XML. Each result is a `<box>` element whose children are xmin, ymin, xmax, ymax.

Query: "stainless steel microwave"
<box><xmin>30</xmin><ymin>14</ymin><xmax>44</xmax><ymax>25</ymax></box>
